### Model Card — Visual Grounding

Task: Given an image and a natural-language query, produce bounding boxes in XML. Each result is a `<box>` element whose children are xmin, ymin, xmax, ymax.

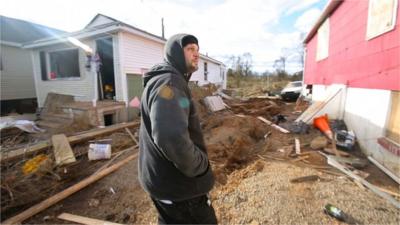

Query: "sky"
<box><xmin>0</xmin><ymin>0</ymin><xmax>328</xmax><ymax>73</ymax></box>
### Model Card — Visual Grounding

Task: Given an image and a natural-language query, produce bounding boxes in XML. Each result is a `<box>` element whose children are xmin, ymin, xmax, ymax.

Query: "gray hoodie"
<box><xmin>138</xmin><ymin>34</ymin><xmax>214</xmax><ymax>201</ymax></box>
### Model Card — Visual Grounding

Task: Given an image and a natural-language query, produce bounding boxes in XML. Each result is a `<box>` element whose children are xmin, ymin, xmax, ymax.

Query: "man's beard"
<box><xmin>187</xmin><ymin>62</ymin><xmax>198</xmax><ymax>73</ymax></box>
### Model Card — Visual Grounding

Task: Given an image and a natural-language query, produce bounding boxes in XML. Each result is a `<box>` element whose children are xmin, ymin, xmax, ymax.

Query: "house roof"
<box><xmin>0</xmin><ymin>15</ymin><xmax>66</xmax><ymax>45</ymax></box>
<box><xmin>303</xmin><ymin>0</ymin><xmax>344</xmax><ymax>44</ymax></box>
<box><xmin>200</xmin><ymin>54</ymin><xmax>225</xmax><ymax>66</ymax></box>
<box><xmin>23</xmin><ymin>13</ymin><xmax>166</xmax><ymax>48</ymax></box>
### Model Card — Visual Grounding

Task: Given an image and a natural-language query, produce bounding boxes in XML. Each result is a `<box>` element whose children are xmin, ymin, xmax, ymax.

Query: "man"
<box><xmin>138</xmin><ymin>33</ymin><xmax>217</xmax><ymax>224</ymax></box>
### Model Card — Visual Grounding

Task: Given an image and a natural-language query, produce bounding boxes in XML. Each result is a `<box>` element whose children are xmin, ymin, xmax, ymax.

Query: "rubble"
<box><xmin>1</xmin><ymin>84</ymin><xmax>399</xmax><ymax>224</ymax></box>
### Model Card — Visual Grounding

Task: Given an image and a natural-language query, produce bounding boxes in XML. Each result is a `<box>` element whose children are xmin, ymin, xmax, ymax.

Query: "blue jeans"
<box><xmin>151</xmin><ymin>195</ymin><xmax>218</xmax><ymax>224</ymax></box>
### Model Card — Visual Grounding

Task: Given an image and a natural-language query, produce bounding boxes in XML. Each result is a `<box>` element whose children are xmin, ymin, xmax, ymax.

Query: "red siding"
<box><xmin>304</xmin><ymin>0</ymin><xmax>400</xmax><ymax>90</ymax></box>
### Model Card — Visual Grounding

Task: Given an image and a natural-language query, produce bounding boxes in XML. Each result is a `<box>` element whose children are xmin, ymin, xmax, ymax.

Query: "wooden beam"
<box><xmin>257</xmin><ymin>116</ymin><xmax>290</xmax><ymax>133</ymax></box>
<box><xmin>2</xmin><ymin>152</ymin><xmax>138</xmax><ymax>224</ymax></box>
<box><xmin>320</xmin><ymin>152</ymin><xmax>400</xmax><ymax>209</ymax></box>
<box><xmin>1</xmin><ymin>121</ymin><xmax>139</xmax><ymax>163</ymax></box>
<box><xmin>125</xmin><ymin>128</ymin><xmax>138</xmax><ymax>146</ymax></box>
<box><xmin>295</xmin><ymin>138</ymin><xmax>301</xmax><ymax>154</ymax></box>
<box><xmin>58</xmin><ymin>213</ymin><xmax>123</xmax><ymax>225</ymax></box>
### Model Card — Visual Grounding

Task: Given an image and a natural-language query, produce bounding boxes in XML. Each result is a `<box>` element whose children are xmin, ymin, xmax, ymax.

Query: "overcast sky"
<box><xmin>0</xmin><ymin>0</ymin><xmax>328</xmax><ymax>73</ymax></box>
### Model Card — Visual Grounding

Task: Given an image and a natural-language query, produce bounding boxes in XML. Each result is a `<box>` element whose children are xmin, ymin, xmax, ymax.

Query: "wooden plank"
<box><xmin>3</xmin><ymin>151</ymin><xmax>138</xmax><ymax>224</ymax></box>
<box><xmin>1</xmin><ymin>121</ymin><xmax>139</xmax><ymax>163</ymax></box>
<box><xmin>320</xmin><ymin>152</ymin><xmax>400</xmax><ymax>209</ymax></box>
<box><xmin>58</xmin><ymin>213</ymin><xmax>123</xmax><ymax>225</ymax></box>
<box><xmin>295</xmin><ymin>138</ymin><xmax>301</xmax><ymax>154</ymax></box>
<box><xmin>52</xmin><ymin>134</ymin><xmax>76</xmax><ymax>166</ymax></box>
<box><xmin>257</xmin><ymin>116</ymin><xmax>290</xmax><ymax>133</ymax></box>
<box><xmin>368</xmin><ymin>156</ymin><xmax>400</xmax><ymax>184</ymax></box>
<box><xmin>290</xmin><ymin>175</ymin><xmax>320</xmax><ymax>183</ymax></box>
<box><xmin>323</xmin><ymin>147</ymin><xmax>350</xmax><ymax>157</ymax></box>
<box><xmin>125</xmin><ymin>128</ymin><xmax>138</xmax><ymax>146</ymax></box>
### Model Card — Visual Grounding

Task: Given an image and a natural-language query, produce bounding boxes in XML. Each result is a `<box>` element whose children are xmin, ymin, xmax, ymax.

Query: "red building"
<box><xmin>302</xmin><ymin>0</ymin><xmax>399</xmax><ymax>176</ymax></box>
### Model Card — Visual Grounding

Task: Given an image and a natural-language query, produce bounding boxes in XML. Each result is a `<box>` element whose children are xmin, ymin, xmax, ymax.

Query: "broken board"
<box><xmin>52</xmin><ymin>134</ymin><xmax>76</xmax><ymax>166</ymax></box>
<box><xmin>204</xmin><ymin>96</ymin><xmax>226</xmax><ymax>112</ymax></box>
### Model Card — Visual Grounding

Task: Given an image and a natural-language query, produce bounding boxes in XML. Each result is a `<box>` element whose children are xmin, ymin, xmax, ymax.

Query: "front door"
<box><xmin>127</xmin><ymin>74</ymin><xmax>144</xmax><ymax>120</ymax></box>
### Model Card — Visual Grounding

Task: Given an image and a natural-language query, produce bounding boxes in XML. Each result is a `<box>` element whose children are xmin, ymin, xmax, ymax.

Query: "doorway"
<box><xmin>96</xmin><ymin>37</ymin><xmax>115</xmax><ymax>100</ymax></box>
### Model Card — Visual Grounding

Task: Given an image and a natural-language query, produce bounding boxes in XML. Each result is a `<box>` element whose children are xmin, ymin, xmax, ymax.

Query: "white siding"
<box><xmin>32</xmin><ymin>41</ymin><xmax>96</xmax><ymax>107</ymax></box>
<box><xmin>312</xmin><ymin>84</ymin><xmax>398</xmax><ymax>175</ymax></box>
<box><xmin>121</xmin><ymin>32</ymin><xmax>164</xmax><ymax>75</ymax></box>
<box><xmin>191</xmin><ymin>58</ymin><xmax>226</xmax><ymax>88</ymax></box>
<box><xmin>86</xmin><ymin>15</ymin><xmax>115</xmax><ymax>28</ymax></box>
<box><xmin>1</xmin><ymin>45</ymin><xmax>36</xmax><ymax>100</ymax></box>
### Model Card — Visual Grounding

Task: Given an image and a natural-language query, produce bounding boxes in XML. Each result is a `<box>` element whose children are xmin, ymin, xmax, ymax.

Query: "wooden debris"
<box><xmin>204</xmin><ymin>96</ymin><xmax>226</xmax><ymax>112</ymax></box>
<box><xmin>292</xmin><ymin>155</ymin><xmax>309</xmax><ymax>162</ymax></box>
<box><xmin>257</xmin><ymin>116</ymin><xmax>290</xmax><ymax>133</ymax></box>
<box><xmin>52</xmin><ymin>134</ymin><xmax>76</xmax><ymax>166</ymax></box>
<box><xmin>125</xmin><ymin>128</ymin><xmax>138</xmax><ymax>146</ymax></box>
<box><xmin>290</xmin><ymin>175</ymin><xmax>320</xmax><ymax>183</ymax></box>
<box><xmin>58</xmin><ymin>213</ymin><xmax>123</xmax><ymax>225</ymax></box>
<box><xmin>323</xmin><ymin>147</ymin><xmax>350</xmax><ymax>157</ymax></box>
<box><xmin>376</xmin><ymin>186</ymin><xmax>400</xmax><ymax>198</ymax></box>
<box><xmin>295</xmin><ymin>138</ymin><xmax>301</xmax><ymax>154</ymax></box>
<box><xmin>3</xmin><ymin>152</ymin><xmax>138</xmax><ymax>224</ymax></box>
<box><xmin>320</xmin><ymin>151</ymin><xmax>400</xmax><ymax>209</ymax></box>
<box><xmin>1</xmin><ymin>121</ymin><xmax>140</xmax><ymax>163</ymax></box>
<box><xmin>368</xmin><ymin>156</ymin><xmax>400</xmax><ymax>184</ymax></box>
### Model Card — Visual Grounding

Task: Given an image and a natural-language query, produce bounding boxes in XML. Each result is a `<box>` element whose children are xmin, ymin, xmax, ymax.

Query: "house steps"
<box><xmin>37</xmin><ymin>112</ymin><xmax>73</xmax><ymax>130</ymax></box>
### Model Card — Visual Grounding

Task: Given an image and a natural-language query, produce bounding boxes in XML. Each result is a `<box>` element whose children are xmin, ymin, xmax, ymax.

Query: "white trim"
<box><xmin>117</xmin><ymin>32</ymin><xmax>128</xmax><ymax>103</ymax></box>
<box><xmin>23</xmin><ymin>26</ymin><xmax>120</xmax><ymax>49</ymax></box>
<box><xmin>1</xmin><ymin>41</ymin><xmax>22</xmax><ymax>47</ymax></box>
<box><xmin>366</xmin><ymin>0</ymin><xmax>398</xmax><ymax>40</ymax></box>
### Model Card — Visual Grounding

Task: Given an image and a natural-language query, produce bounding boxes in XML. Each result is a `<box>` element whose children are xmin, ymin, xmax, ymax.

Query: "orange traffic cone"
<box><xmin>313</xmin><ymin>114</ymin><xmax>333</xmax><ymax>140</ymax></box>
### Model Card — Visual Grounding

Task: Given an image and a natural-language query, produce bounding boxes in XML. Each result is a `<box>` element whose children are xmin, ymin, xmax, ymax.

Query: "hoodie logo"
<box><xmin>159</xmin><ymin>85</ymin><xmax>174</xmax><ymax>100</ymax></box>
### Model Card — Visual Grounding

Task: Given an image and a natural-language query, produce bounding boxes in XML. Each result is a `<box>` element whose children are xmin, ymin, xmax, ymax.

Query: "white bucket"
<box><xmin>88</xmin><ymin>144</ymin><xmax>111</xmax><ymax>160</ymax></box>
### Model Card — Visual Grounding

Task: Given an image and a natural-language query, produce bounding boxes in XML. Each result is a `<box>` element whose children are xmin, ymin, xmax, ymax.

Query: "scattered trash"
<box><xmin>88</xmin><ymin>144</ymin><xmax>112</xmax><ymax>160</ymax></box>
<box><xmin>335</xmin><ymin>130</ymin><xmax>356</xmax><ymax>151</ymax></box>
<box><xmin>88</xmin><ymin>198</ymin><xmax>100</xmax><ymax>207</ymax></box>
<box><xmin>324</xmin><ymin>203</ymin><xmax>347</xmax><ymax>221</ymax></box>
<box><xmin>284</xmin><ymin>121</ymin><xmax>309</xmax><ymax>134</ymax></box>
<box><xmin>0</xmin><ymin>119</ymin><xmax>45</xmax><ymax>133</ymax></box>
<box><xmin>22</xmin><ymin>154</ymin><xmax>49</xmax><ymax>175</ymax></box>
<box><xmin>272</xmin><ymin>114</ymin><xmax>286</xmax><ymax>124</ymax></box>
<box><xmin>110</xmin><ymin>187</ymin><xmax>116</xmax><ymax>194</ymax></box>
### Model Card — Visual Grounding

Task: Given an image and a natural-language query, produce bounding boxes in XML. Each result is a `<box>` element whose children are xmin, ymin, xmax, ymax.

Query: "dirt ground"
<box><xmin>1</xmin><ymin>87</ymin><xmax>400</xmax><ymax>224</ymax></box>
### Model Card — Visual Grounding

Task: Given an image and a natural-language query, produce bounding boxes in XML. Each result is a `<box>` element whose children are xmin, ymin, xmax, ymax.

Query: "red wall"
<box><xmin>304</xmin><ymin>0</ymin><xmax>400</xmax><ymax>90</ymax></box>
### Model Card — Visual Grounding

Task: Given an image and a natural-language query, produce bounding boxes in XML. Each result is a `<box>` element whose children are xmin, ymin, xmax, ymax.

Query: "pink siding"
<box><xmin>121</xmin><ymin>32</ymin><xmax>164</xmax><ymax>74</ymax></box>
<box><xmin>304</xmin><ymin>0</ymin><xmax>400</xmax><ymax>90</ymax></box>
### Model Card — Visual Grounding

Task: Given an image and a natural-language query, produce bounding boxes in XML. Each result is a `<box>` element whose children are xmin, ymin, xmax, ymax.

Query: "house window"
<box><xmin>47</xmin><ymin>49</ymin><xmax>80</xmax><ymax>79</ymax></box>
<box><xmin>366</xmin><ymin>0</ymin><xmax>398</xmax><ymax>40</ymax></box>
<box><xmin>386</xmin><ymin>91</ymin><xmax>400</xmax><ymax>143</ymax></box>
<box><xmin>204</xmin><ymin>62</ymin><xmax>208</xmax><ymax>81</ymax></box>
<box><xmin>316</xmin><ymin>18</ymin><xmax>329</xmax><ymax>61</ymax></box>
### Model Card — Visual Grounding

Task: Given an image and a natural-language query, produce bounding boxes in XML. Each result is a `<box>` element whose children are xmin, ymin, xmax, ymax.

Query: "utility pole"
<box><xmin>161</xmin><ymin>18</ymin><xmax>165</xmax><ymax>39</ymax></box>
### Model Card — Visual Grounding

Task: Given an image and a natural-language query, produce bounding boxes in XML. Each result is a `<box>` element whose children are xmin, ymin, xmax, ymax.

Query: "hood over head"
<box><xmin>143</xmin><ymin>34</ymin><xmax>199</xmax><ymax>87</ymax></box>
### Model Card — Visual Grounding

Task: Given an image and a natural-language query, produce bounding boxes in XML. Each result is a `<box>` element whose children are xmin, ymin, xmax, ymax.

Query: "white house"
<box><xmin>0</xmin><ymin>15</ymin><xmax>65</xmax><ymax>114</ymax></box>
<box><xmin>22</xmin><ymin>14</ymin><xmax>226</xmax><ymax>113</ymax></box>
